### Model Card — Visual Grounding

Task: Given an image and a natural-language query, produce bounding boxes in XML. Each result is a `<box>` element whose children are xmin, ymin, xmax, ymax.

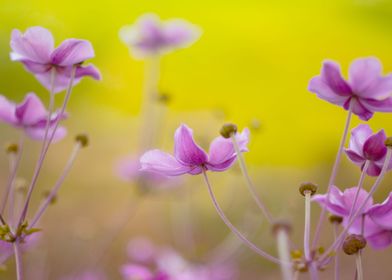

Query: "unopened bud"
<box><xmin>329</xmin><ymin>215</ymin><xmax>343</xmax><ymax>224</ymax></box>
<box><xmin>272</xmin><ymin>219</ymin><xmax>292</xmax><ymax>235</ymax></box>
<box><xmin>75</xmin><ymin>133</ymin><xmax>89</xmax><ymax>147</ymax></box>
<box><xmin>5</xmin><ymin>143</ymin><xmax>18</xmax><ymax>154</ymax></box>
<box><xmin>385</xmin><ymin>137</ymin><xmax>392</xmax><ymax>148</ymax></box>
<box><xmin>342</xmin><ymin>234</ymin><xmax>366</xmax><ymax>255</ymax></box>
<box><xmin>299</xmin><ymin>182</ymin><xmax>318</xmax><ymax>196</ymax></box>
<box><xmin>220</xmin><ymin>123</ymin><xmax>237</xmax><ymax>138</ymax></box>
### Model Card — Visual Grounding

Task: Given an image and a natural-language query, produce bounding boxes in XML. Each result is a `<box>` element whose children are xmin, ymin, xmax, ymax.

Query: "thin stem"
<box><xmin>312</xmin><ymin>106</ymin><xmax>352</xmax><ymax>249</ymax></box>
<box><xmin>18</xmin><ymin>66</ymin><xmax>76</xmax><ymax>227</ymax></box>
<box><xmin>276</xmin><ymin>229</ymin><xmax>293</xmax><ymax>280</ymax></box>
<box><xmin>139</xmin><ymin>55</ymin><xmax>160</xmax><ymax>152</ymax></box>
<box><xmin>304</xmin><ymin>191</ymin><xmax>312</xmax><ymax>261</ymax></box>
<box><xmin>333</xmin><ymin>223</ymin><xmax>340</xmax><ymax>280</ymax></box>
<box><xmin>319</xmin><ymin>149</ymin><xmax>392</xmax><ymax>263</ymax></box>
<box><xmin>29</xmin><ymin>143</ymin><xmax>82</xmax><ymax>228</ymax></box>
<box><xmin>201</xmin><ymin>169</ymin><xmax>285</xmax><ymax>265</ymax></box>
<box><xmin>230</xmin><ymin>134</ymin><xmax>272</xmax><ymax>223</ymax></box>
<box><xmin>348</xmin><ymin>161</ymin><xmax>369</xmax><ymax>221</ymax></box>
<box><xmin>13</xmin><ymin>241</ymin><xmax>23</xmax><ymax>280</ymax></box>
<box><xmin>356</xmin><ymin>252</ymin><xmax>363</xmax><ymax>280</ymax></box>
<box><xmin>1</xmin><ymin>135</ymin><xmax>25</xmax><ymax>215</ymax></box>
<box><xmin>309</xmin><ymin>262</ymin><xmax>319</xmax><ymax>280</ymax></box>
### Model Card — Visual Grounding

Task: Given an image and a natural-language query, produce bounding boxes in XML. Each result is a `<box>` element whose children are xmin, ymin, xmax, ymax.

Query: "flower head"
<box><xmin>0</xmin><ymin>93</ymin><xmax>67</xmax><ymax>141</ymax></box>
<box><xmin>313</xmin><ymin>186</ymin><xmax>392</xmax><ymax>249</ymax></box>
<box><xmin>10</xmin><ymin>26</ymin><xmax>101</xmax><ymax>93</ymax></box>
<box><xmin>308</xmin><ymin>57</ymin><xmax>392</xmax><ymax>120</ymax></box>
<box><xmin>345</xmin><ymin>124</ymin><xmax>392</xmax><ymax>176</ymax></box>
<box><xmin>119</xmin><ymin>14</ymin><xmax>201</xmax><ymax>59</ymax></box>
<box><xmin>140</xmin><ymin>124</ymin><xmax>249</xmax><ymax>176</ymax></box>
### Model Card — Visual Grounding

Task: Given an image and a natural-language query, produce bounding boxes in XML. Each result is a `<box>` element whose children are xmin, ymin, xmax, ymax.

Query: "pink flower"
<box><xmin>0</xmin><ymin>93</ymin><xmax>67</xmax><ymax>141</ymax></box>
<box><xmin>368</xmin><ymin>193</ymin><xmax>392</xmax><ymax>230</ymax></box>
<box><xmin>61</xmin><ymin>271</ymin><xmax>107</xmax><ymax>280</ymax></box>
<box><xmin>308</xmin><ymin>57</ymin><xmax>392</xmax><ymax>120</ymax></box>
<box><xmin>313</xmin><ymin>186</ymin><xmax>392</xmax><ymax>249</ymax></box>
<box><xmin>344</xmin><ymin>124</ymin><xmax>392</xmax><ymax>176</ymax></box>
<box><xmin>140</xmin><ymin>124</ymin><xmax>249</xmax><ymax>176</ymax></box>
<box><xmin>10</xmin><ymin>26</ymin><xmax>101</xmax><ymax>93</ymax></box>
<box><xmin>119</xmin><ymin>14</ymin><xmax>201</xmax><ymax>58</ymax></box>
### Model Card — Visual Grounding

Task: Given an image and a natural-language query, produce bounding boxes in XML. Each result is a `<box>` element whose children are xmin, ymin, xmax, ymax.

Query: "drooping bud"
<box><xmin>5</xmin><ymin>143</ymin><xmax>18</xmax><ymax>154</ymax></box>
<box><xmin>342</xmin><ymin>234</ymin><xmax>366</xmax><ymax>255</ymax></box>
<box><xmin>272</xmin><ymin>219</ymin><xmax>292</xmax><ymax>235</ymax></box>
<box><xmin>299</xmin><ymin>182</ymin><xmax>318</xmax><ymax>196</ymax></box>
<box><xmin>75</xmin><ymin>133</ymin><xmax>89</xmax><ymax>148</ymax></box>
<box><xmin>157</xmin><ymin>93</ymin><xmax>171</xmax><ymax>104</ymax></box>
<box><xmin>220</xmin><ymin>123</ymin><xmax>237</xmax><ymax>138</ymax></box>
<box><xmin>329</xmin><ymin>215</ymin><xmax>343</xmax><ymax>224</ymax></box>
<box><xmin>385</xmin><ymin>137</ymin><xmax>392</xmax><ymax>148</ymax></box>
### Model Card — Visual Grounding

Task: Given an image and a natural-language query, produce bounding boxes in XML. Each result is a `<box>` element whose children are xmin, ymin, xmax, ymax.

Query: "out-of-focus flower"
<box><xmin>119</xmin><ymin>14</ymin><xmax>201</xmax><ymax>59</ymax></box>
<box><xmin>10</xmin><ymin>26</ymin><xmax>101</xmax><ymax>93</ymax></box>
<box><xmin>60</xmin><ymin>270</ymin><xmax>107</xmax><ymax>280</ymax></box>
<box><xmin>127</xmin><ymin>238</ymin><xmax>157</xmax><ymax>264</ymax></box>
<box><xmin>345</xmin><ymin>124</ymin><xmax>392</xmax><ymax>176</ymax></box>
<box><xmin>140</xmin><ymin>124</ymin><xmax>249</xmax><ymax>176</ymax></box>
<box><xmin>308</xmin><ymin>57</ymin><xmax>392</xmax><ymax>120</ymax></box>
<box><xmin>0</xmin><ymin>93</ymin><xmax>67</xmax><ymax>141</ymax></box>
<box><xmin>313</xmin><ymin>186</ymin><xmax>392</xmax><ymax>249</ymax></box>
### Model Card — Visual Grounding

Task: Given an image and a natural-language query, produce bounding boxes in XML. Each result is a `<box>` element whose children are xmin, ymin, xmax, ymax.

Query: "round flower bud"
<box><xmin>329</xmin><ymin>215</ymin><xmax>343</xmax><ymax>224</ymax></box>
<box><xmin>299</xmin><ymin>182</ymin><xmax>318</xmax><ymax>196</ymax></box>
<box><xmin>220</xmin><ymin>123</ymin><xmax>238</xmax><ymax>139</ymax></box>
<box><xmin>75</xmin><ymin>134</ymin><xmax>89</xmax><ymax>148</ymax></box>
<box><xmin>5</xmin><ymin>143</ymin><xmax>18</xmax><ymax>154</ymax></box>
<box><xmin>385</xmin><ymin>137</ymin><xmax>392</xmax><ymax>148</ymax></box>
<box><xmin>272</xmin><ymin>219</ymin><xmax>292</xmax><ymax>235</ymax></box>
<box><xmin>342</xmin><ymin>234</ymin><xmax>366</xmax><ymax>255</ymax></box>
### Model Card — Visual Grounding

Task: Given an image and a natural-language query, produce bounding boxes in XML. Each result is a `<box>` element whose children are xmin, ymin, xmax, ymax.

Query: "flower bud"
<box><xmin>75</xmin><ymin>133</ymin><xmax>89</xmax><ymax>148</ymax></box>
<box><xmin>329</xmin><ymin>215</ymin><xmax>343</xmax><ymax>224</ymax></box>
<box><xmin>299</xmin><ymin>182</ymin><xmax>317</xmax><ymax>196</ymax></box>
<box><xmin>42</xmin><ymin>190</ymin><xmax>57</xmax><ymax>204</ymax></box>
<box><xmin>385</xmin><ymin>137</ymin><xmax>392</xmax><ymax>148</ymax></box>
<box><xmin>342</xmin><ymin>234</ymin><xmax>366</xmax><ymax>255</ymax></box>
<box><xmin>158</xmin><ymin>93</ymin><xmax>171</xmax><ymax>104</ymax></box>
<box><xmin>272</xmin><ymin>219</ymin><xmax>292</xmax><ymax>235</ymax></box>
<box><xmin>5</xmin><ymin>143</ymin><xmax>18</xmax><ymax>154</ymax></box>
<box><xmin>220</xmin><ymin>123</ymin><xmax>237</xmax><ymax>138</ymax></box>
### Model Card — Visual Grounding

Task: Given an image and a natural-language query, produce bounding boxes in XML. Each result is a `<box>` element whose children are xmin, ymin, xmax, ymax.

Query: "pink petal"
<box><xmin>366</xmin><ymin>161</ymin><xmax>382</xmax><ymax>177</ymax></box>
<box><xmin>308</xmin><ymin>76</ymin><xmax>349</xmax><ymax>105</ymax></box>
<box><xmin>363</xmin><ymin>130</ymin><xmax>387</xmax><ymax>161</ymax></box>
<box><xmin>342</xmin><ymin>187</ymin><xmax>373</xmax><ymax>214</ymax></box>
<box><xmin>321</xmin><ymin>61</ymin><xmax>352</xmax><ymax>96</ymax></box>
<box><xmin>361</xmin><ymin>97</ymin><xmax>392</xmax><ymax>113</ymax></box>
<box><xmin>344</xmin><ymin>149</ymin><xmax>365</xmax><ymax>165</ymax></box>
<box><xmin>0</xmin><ymin>95</ymin><xmax>17</xmax><ymax>124</ymax></box>
<box><xmin>174</xmin><ymin>124</ymin><xmax>208</xmax><ymax>166</ymax></box>
<box><xmin>121</xmin><ymin>264</ymin><xmax>154</xmax><ymax>280</ymax></box>
<box><xmin>21</xmin><ymin>60</ymin><xmax>51</xmax><ymax>74</ymax></box>
<box><xmin>25</xmin><ymin>126</ymin><xmax>67</xmax><ymax>142</ymax></box>
<box><xmin>10</xmin><ymin>26</ymin><xmax>54</xmax><ymax>63</ymax></box>
<box><xmin>51</xmin><ymin>39</ymin><xmax>95</xmax><ymax>66</ymax></box>
<box><xmin>140</xmin><ymin>149</ymin><xmax>191</xmax><ymax>176</ymax></box>
<box><xmin>349</xmin><ymin>57</ymin><xmax>381</xmax><ymax>98</ymax></box>
<box><xmin>348</xmin><ymin>124</ymin><xmax>373</xmax><ymax>156</ymax></box>
<box><xmin>75</xmin><ymin>64</ymin><xmax>101</xmax><ymax>80</ymax></box>
<box><xmin>343</xmin><ymin>98</ymin><xmax>373</xmax><ymax>121</ymax></box>
<box><xmin>368</xmin><ymin>193</ymin><xmax>392</xmax><ymax>229</ymax></box>
<box><xmin>366</xmin><ymin>230</ymin><xmax>392</xmax><ymax>250</ymax></box>
<box><xmin>163</xmin><ymin>19</ymin><xmax>201</xmax><ymax>48</ymax></box>
<box><xmin>15</xmin><ymin>93</ymin><xmax>47</xmax><ymax>125</ymax></box>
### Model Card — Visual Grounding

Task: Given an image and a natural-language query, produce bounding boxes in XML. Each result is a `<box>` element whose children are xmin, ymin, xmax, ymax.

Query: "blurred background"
<box><xmin>1</xmin><ymin>0</ymin><xmax>392</xmax><ymax>279</ymax></box>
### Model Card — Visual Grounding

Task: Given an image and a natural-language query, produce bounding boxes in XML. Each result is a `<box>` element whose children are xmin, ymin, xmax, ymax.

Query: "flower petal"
<box><xmin>51</xmin><ymin>39</ymin><xmax>95</xmax><ymax>66</ymax></box>
<box><xmin>163</xmin><ymin>19</ymin><xmax>201</xmax><ymax>48</ymax></box>
<box><xmin>312</xmin><ymin>186</ymin><xmax>347</xmax><ymax>216</ymax></box>
<box><xmin>361</xmin><ymin>97</ymin><xmax>392</xmax><ymax>113</ymax></box>
<box><xmin>75</xmin><ymin>64</ymin><xmax>101</xmax><ymax>80</ymax></box>
<box><xmin>0</xmin><ymin>95</ymin><xmax>17</xmax><ymax>124</ymax></box>
<box><xmin>344</xmin><ymin>98</ymin><xmax>373</xmax><ymax>121</ymax></box>
<box><xmin>366</xmin><ymin>161</ymin><xmax>382</xmax><ymax>177</ymax></box>
<box><xmin>174</xmin><ymin>124</ymin><xmax>208</xmax><ymax>166</ymax></box>
<box><xmin>121</xmin><ymin>264</ymin><xmax>154</xmax><ymax>280</ymax></box>
<box><xmin>349</xmin><ymin>57</ymin><xmax>381</xmax><ymax>98</ymax></box>
<box><xmin>363</xmin><ymin>130</ymin><xmax>387</xmax><ymax>161</ymax></box>
<box><xmin>207</xmin><ymin>128</ymin><xmax>249</xmax><ymax>172</ymax></box>
<box><xmin>10</xmin><ymin>26</ymin><xmax>54</xmax><ymax>63</ymax></box>
<box><xmin>308</xmin><ymin>76</ymin><xmax>349</xmax><ymax>105</ymax></box>
<box><xmin>140</xmin><ymin>149</ymin><xmax>192</xmax><ymax>176</ymax></box>
<box><xmin>348</xmin><ymin>124</ymin><xmax>373</xmax><ymax>156</ymax></box>
<box><xmin>366</xmin><ymin>230</ymin><xmax>392</xmax><ymax>250</ymax></box>
<box><xmin>15</xmin><ymin>93</ymin><xmax>47</xmax><ymax>125</ymax></box>
<box><xmin>344</xmin><ymin>149</ymin><xmax>365</xmax><ymax>165</ymax></box>
<box><xmin>25</xmin><ymin>126</ymin><xmax>67</xmax><ymax>142</ymax></box>
<box><xmin>368</xmin><ymin>193</ymin><xmax>392</xmax><ymax>229</ymax></box>
<box><xmin>342</xmin><ymin>187</ymin><xmax>373</xmax><ymax>214</ymax></box>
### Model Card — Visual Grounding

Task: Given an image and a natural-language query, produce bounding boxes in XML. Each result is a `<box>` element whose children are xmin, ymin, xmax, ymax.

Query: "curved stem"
<box><xmin>201</xmin><ymin>170</ymin><xmax>285</xmax><ymax>265</ymax></box>
<box><xmin>29</xmin><ymin>143</ymin><xmax>81</xmax><ymax>228</ymax></box>
<box><xmin>18</xmin><ymin>66</ymin><xmax>76</xmax><ymax>227</ymax></box>
<box><xmin>1</xmin><ymin>134</ymin><xmax>25</xmax><ymax>215</ymax></box>
<box><xmin>230</xmin><ymin>134</ymin><xmax>272</xmax><ymax>223</ymax></box>
<box><xmin>319</xmin><ymin>149</ymin><xmax>392</xmax><ymax>263</ymax></box>
<box><xmin>312</xmin><ymin>106</ymin><xmax>352</xmax><ymax>249</ymax></box>
<box><xmin>13</xmin><ymin>241</ymin><xmax>23</xmax><ymax>280</ymax></box>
